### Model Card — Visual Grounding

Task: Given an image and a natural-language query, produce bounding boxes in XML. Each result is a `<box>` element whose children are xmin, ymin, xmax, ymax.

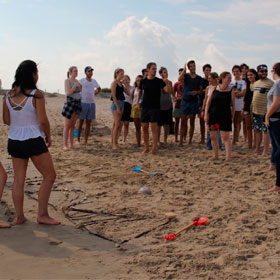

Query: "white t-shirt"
<box><xmin>79</xmin><ymin>78</ymin><xmax>100</xmax><ymax>103</ymax></box>
<box><xmin>124</xmin><ymin>86</ymin><xmax>133</xmax><ymax>104</ymax></box>
<box><xmin>230</xmin><ymin>78</ymin><xmax>246</xmax><ymax>111</ymax></box>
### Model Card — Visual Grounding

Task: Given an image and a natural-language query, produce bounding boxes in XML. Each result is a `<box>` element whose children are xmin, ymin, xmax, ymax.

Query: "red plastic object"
<box><xmin>164</xmin><ymin>233</ymin><xmax>176</xmax><ymax>240</ymax></box>
<box><xmin>192</xmin><ymin>217</ymin><xmax>208</xmax><ymax>226</ymax></box>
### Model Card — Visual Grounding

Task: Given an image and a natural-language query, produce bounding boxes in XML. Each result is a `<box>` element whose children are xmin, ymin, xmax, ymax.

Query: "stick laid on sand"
<box><xmin>163</xmin><ymin>217</ymin><xmax>208</xmax><ymax>241</ymax></box>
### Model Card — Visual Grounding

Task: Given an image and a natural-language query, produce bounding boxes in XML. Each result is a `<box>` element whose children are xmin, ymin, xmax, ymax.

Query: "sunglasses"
<box><xmin>259</xmin><ymin>70</ymin><xmax>267</xmax><ymax>73</ymax></box>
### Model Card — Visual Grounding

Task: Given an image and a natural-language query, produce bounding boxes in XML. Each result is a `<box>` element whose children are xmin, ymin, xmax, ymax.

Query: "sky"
<box><xmin>0</xmin><ymin>0</ymin><xmax>279</xmax><ymax>93</ymax></box>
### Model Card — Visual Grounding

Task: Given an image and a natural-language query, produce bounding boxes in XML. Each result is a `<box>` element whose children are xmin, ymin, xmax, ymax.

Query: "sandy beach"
<box><xmin>0</xmin><ymin>92</ymin><xmax>280</xmax><ymax>280</ymax></box>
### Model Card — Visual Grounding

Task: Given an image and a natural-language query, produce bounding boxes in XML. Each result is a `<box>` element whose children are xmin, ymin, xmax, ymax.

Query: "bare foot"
<box><xmin>211</xmin><ymin>156</ymin><xmax>219</xmax><ymax>160</ymax></box>
<box><xmin>261</xmin><ymin>152</ymin><xmax>268</xmax><ymax>157</ymax></box>
<box><xmin>149</xmin><ymin>150</ymin><xmax>157</xmax><ymax>155</ymax></box>
<box><xmin>225</xmin><ymin>158</ymin><xmax>231</xmax><ymax>162</ymax></box>
<box><xmin>266</xmin><ymin>165</ymin><xmax>276</xmax><ymax>172</ymax></box>
<box><xmin>268</xmin><ymin>186</ymin><xmax>280</xmax><ymax>193</ymax></box>
<box><xmin>16</xmin><ymin>216</ymin><xmax>27</xmax><ymax>225</ymax></box>
<box><xmin>0</xmin><ymin>222</ymin><xmax>11</xmax><ymax>228</ymax></box>
<box><xmin>112</xmin><ymin>145</ymin><xmax>118</xmax><ymax>150</ymax></box>
<box><xmin>142</xmin><ymin>149</ymin><xmax>149</xmax><ymax>155</ymax></box>
<box><xmin>63</xmin><ymin>146</ymin><xmax>68</xmax><ymax>151</ymax></box>
<box><xmin>37</xmin><ymin>215</ymin><xmax>61</xmax><ymax>225</ymax></box>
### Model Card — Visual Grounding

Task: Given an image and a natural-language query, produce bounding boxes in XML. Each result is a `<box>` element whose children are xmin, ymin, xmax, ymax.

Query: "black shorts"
<box><xmin>141</xmin><ymin>108</ymin><xmax>160</xmax><ymax>123</ymax></box>
<box><xmin>158</xmin><ymin>109</ymin><xmax>173</xmax><ymax>126</ymax></box>
<box><xmin>8</xmin><ymin>137</ymin><xmax>48</xmax><ymax>159</ymax></box>
<box><xmin>121</xmin><ymin>102</ymin><xmax>133</xmax><ymax>122</ymax></box>
<box><xmin>62</xmin><ymin>96</ymin><xmax>82</xmax><ymax>119</ymax></box>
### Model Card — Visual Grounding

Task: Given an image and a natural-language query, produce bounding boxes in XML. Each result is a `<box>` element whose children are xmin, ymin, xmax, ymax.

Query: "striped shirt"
<box><xmin>252</xmin><ymin>78</ymin><xmax>274</xmax><ymax>116</ymax></box>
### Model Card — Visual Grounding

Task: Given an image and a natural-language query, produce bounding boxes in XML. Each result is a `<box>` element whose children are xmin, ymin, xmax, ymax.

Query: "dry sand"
<box><xmin>0</xmin><ymin>93</ymin><xmax>280</xmax><ymax>280</ymax></box>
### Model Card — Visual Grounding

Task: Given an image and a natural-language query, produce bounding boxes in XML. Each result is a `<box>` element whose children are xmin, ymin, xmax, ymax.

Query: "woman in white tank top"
<box><xmin>2</xmin><ymin>60</ymin><xmax>60</xmax><ymax>226</ymax></box>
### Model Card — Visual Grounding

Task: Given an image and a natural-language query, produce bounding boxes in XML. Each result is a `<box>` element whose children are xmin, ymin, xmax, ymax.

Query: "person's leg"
<box><xmin>0</xmin><ymin>162</ymin><xmax>10</xmax><ymax>228</ymax></box>
<box><xmin>263</xmin><ymin>131</ymin><xmax>270</xmax><ymax>156</ymax></box>
<box><xmin>199</xmin><ymin>117</ymin><xmax>205</xmax><ymax>144</ymax></box>
<box><xmin>31</xmin><ymin>152</ymin><xmax>60</xmax><ymax>225</ymax></box>
<box><xmin>174</xmin><ymin>117</ymin><xmax>180</xmax><ymax>142</ymax></box>
<box><xmin>179</xmin><ymin>115</ymin><xmax>187</xmax><ymax>146</ymax></box>
<box><xmin>0</xmin><ymin>162</ymin><xmax>7</xmax><ymax>202</ymax></box>
<box><xmin>268</xmin><ymin>121</ymin><xmax>280</xmax><ymax>191</ymax></box>
<box><xmin>134</xmin><ymin>118</ymin><xmax>141</xmax><ymax>147</ymax></box>
<box><xmin>112</xmin><ymin>111</ymin><xmax>122</xmax><ymax>149</ymax></box>
<box><xmin>206</xmin><ymin>131</ymin><xmax>212</xmax><ymax>150</ymax></box>
<box><xmin>269</xmin><ymin>126</ymin><xmax>277</xmax><ymax>171</ymax></box>
<box><xmin>84</xmin><ymin>119</ymin><xmax>92</xmax><ymax>144</ymax></box>
<box><xmin>123</xmin><ymin>121</ymin><xmax>129</xmax><ymax>143</ymax></box>
<box><xmin>69</xmin><ymin>113</ymin><xmax>79</xmax><ymax>148</ymax></box>
<box><xmin>242</xmin><ymin>116</ymin><xmax>247</xmax><ymax>142</ymax></box>
<box><xmin>142</xmin><ymin>122</ymin><xmax>149</xmax><ymax>154</ymax></box>
<box><xmin>221</xmin><ymin>131</ymin><xmax>231</xmax><ymax>161</ymax></box>
<box><xmin>163</xmin><ymin>124</ymin><xmax>169</xmax><ymax>144</ymax></box>
<box><xmin>150</xmin><ymin>122</ymin><xmax>159</xmax><ymax>155</ymax></box>
<box><xmin>255</xmin><ymin>130</ymin><xmax>262</xmax><ymax>154</ymax></box>
<box><xmin>233</xmin><ymin>111</ymin><xmax>241</xmax><ymax>145</ymax></box>
<box><xmin>63</xmin><ymin>118</ymin><xmax>72</xmax><ymax>150</ymax></box>
<box><xmin>11</xmin><ymin>157</ymin><xmax>29</xmax><ymax>224</ymax></box>
<box><xmin>218</xmin><ymin>131</ymin><xmax>223</xmax><ymax>150</ymax></box>
<box><xmin>189</xmin><ymin>115</ymin><xmax>195</xmax><ymax>144</ymax></box>
<box><xmin>210</xmin><ymin>130</ymin><xmax>219</xmax><ymax>159</ymax></box>
<box><xmin>157</xmin><ymin>125</ymin><xmax>162</xmax><ymax>145</ymax></box>
<box><xmin>119</xmin><ymin>121</ymin><xmax>124</xmax><ymax>141</ymax></box>
<box><xmin>245</xmin><ymin>114</ymin><xmax>253</xmax><ymax>149</ymax></box>
<box><xmin>77</xmin><ymin>119</ymin><xmax>84</xmax><ymax>143</ymax></box>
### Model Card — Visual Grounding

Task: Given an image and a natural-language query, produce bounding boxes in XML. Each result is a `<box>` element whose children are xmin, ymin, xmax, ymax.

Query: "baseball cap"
<box><xmin>85</xmin><ymin>66</ymin><xmax>94</xmax><ymax>72</ymax></box>
<box><xmin>257</xmin><ymin>64</ymin><xmax>267</xmax><ymax>72</ymax></box>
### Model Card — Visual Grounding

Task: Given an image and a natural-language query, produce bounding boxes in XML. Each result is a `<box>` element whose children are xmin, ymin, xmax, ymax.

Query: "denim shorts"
<box><xmin>80</xmin><ymin>103</ymin><xmax>96</xmax><ymax>120</ymax></box>
<box><xmin>111</xmin><ymin>100</ymin><xmax>125</xmax><ymax>112</ymax></box>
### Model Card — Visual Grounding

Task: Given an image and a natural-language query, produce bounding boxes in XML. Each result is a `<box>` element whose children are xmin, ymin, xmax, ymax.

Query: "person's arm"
<box><xmin>136</xmin><ymin>87</ymin><xmax>142</xmax><ymax>109</ymax></box>
<box><xmin>231</xmin><ymin>90</ymin><xmax>236</xmax><ymax>122</ymax></box>
<box><xmin>95</xmin><ymin>87</ymin><xmax>101</xmax><ymax>96</ymax></box>
<box><xmin>65</xmin><ymin>79</ymin><xmax>79</xmax><ymax>96</ymax></box>
<box><xmin>131</xmin><ymin>87</ymin><xmax>136</xmax><ymax>104</ymax></box>
<box><xmin>204</xmin><ymin>86</ymin><xmax>214</xmax><ymax>123</ymax></box>
<box><xmin>265</xmin><ymin>95</ymin><xmax>280</xmax><ymax>127</ymax></box>
<box><xmin>201</xmin><ymin>86</ymin><xmax>209</xmax><ymax>112</ymax></box>
<box><xmin>163</xmin><ymin>79</ymin><xmax>173</xmax><ymax>94</ymax></box>
<box><xmin>178</xmin><ymin>64</ymin><xmax>187</xmax><ymax>81</ymax></box>
<box><xmin>34</xmin><ymin>90</ymin><xmax>52</xmax><ymax>147</ymax></box>
<box><xmin>2</xmin><ymin>95</ymin><xmax>10</xmax><ymax>125</ymax></box>
<box><xmin>111</xmin><ymin>81</ymin><xmax>121</xmax><ymax>113</ymax></box>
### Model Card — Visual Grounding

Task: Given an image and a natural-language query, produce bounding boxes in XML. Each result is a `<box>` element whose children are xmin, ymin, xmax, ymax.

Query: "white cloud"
<box><xmin>0</xmin><ymin>16</ymin><xmax>274</xmax><ymax>93</ymax></box>
<box><xmin>188</xmin><ymin>0</ymin><xmax>280</xmax><ymax>29</ymax></box>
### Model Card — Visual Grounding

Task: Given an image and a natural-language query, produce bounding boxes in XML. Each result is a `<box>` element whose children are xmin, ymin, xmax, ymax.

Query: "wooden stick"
<box><xmin>175</xmin><ymin>223</ymin><xmax>194</xmax><ymax>235</ymax></box>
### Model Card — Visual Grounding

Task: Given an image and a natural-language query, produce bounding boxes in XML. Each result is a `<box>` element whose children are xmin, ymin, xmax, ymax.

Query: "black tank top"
<box><xmin>111</xmin><ymin>84</ymin><xmax>125</xmax><ymax>101</ymax></box>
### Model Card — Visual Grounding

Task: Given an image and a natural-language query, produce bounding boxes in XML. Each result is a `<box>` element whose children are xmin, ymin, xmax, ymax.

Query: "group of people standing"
<box><xmin>1</xmin><ymin>59</ymin><xmax>280</xmax><ymax>228</ymax></box>
<box><xmin>109</xmin><ymin>60</ymin><xmax>280</xmax><ymax>193</ymax></box>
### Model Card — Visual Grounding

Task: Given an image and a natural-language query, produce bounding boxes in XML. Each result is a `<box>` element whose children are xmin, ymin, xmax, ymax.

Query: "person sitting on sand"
<box><xmin>2</xmin><ymin>60</ymin><xmax>60</xmax><ymax>225</ymax></box>
<box><xmin>62</xmin><ymin>66</ymin><xmax>82</xmax><ymax>150</ymax></box>
<box><xmin>0</xmin><ymin>161</ymin><xmax>10</xmax><ymax>228</ymax></box>
<box><xmin>136</xmin><ymin>62</ymin><xmax>170</xmax><ymax>155</ymax></box>
<box><xmin>77</xmin><ymin>66</ymin><xmax>101</xmax><ymax>145</ymax></box>
<box><xmin>265</xmin><ymin>62</ymin><xmax>280</xmax><ymax>193</ymax></box>
<box><xmin>204</xmin><ymin>72</ymin><xmax>235</xmax><ymax>161</ymax></box>
<box><xmin>110</xmin><ymin>68</ymin><xmax>130</xmax><ymax>150</ymax></box>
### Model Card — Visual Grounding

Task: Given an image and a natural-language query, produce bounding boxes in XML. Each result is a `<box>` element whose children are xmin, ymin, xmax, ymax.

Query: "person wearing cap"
<box><xmin>77</xmin><ymin>66</ymin><xmax>101</xmax><ymax>144</ymax></box>
<box><xmin>252</xmin><ymin>64</ymin><xmax>274</xmax><ymax>155</ymax></box>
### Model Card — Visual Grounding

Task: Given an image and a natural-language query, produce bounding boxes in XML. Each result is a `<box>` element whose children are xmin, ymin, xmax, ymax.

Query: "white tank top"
<box><xmin>6</xmin><ymin>89</ymin><xmax>45</xmax><ymax>141</ymax></box>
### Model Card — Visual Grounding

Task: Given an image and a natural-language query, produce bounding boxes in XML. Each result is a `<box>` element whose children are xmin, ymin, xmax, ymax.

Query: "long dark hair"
<box><xmin>12</xmin><ymin>60</ymin><xmax>38</xmax><ymax>97</ymax></box>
